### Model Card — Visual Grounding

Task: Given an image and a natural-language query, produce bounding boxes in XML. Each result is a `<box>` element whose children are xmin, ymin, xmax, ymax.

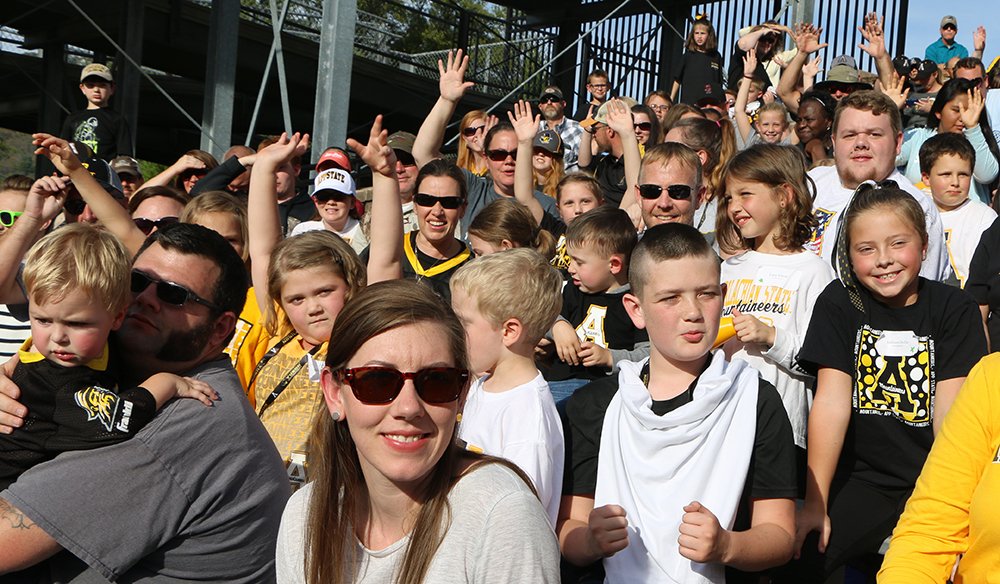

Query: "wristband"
<box><xmin>743</xmin><ymin>75</ymin><xmax>754</xmax><ymax>79</ymax></box>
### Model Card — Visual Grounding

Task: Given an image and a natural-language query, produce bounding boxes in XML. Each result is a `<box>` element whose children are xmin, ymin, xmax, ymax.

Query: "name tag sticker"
<box><xmin>875</xmin><ymin>330</ymin><xmax>920</xmax><ymax>357</ymax></box>
<box><xmin>307</xmin><ymin>355</ymin><xmax>325</xmax><ymax>383</ymax></box>
<box><xmin>754</xmin><ymin>266</ymin><xmax>799</xmax><ymax>290</ymax></box>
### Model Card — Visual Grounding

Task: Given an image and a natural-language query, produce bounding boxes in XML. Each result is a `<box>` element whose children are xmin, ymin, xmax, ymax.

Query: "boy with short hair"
<box><xmin>0</xmin><ymin>222</ymin><xmax>214</xmax><ymax>490</ymax></box>
<box><xmin>544</xmin><ymin>206</ymin><xmax>648</xmax><ymax>395</ymax></box>
<box><xmin>450</xmin><ymin>248</ymin><xmax>565</xmax><ymax>526</ymax></box>
<box><xmin>574</xmin><ymin>69</ymin><xmax>611</xmax><ymax>122</ymax></box>
<box><xmin>917</xmin><ymin>132</ymin><xmax>997</xmax><ymax>287</ymax></box>
<box><xmin>60</xmin><ymin>63</ymin><xmax>132</xmax><ymax>161</ymax></box>
<box><xmin>557</xmin><ymin>223</ymin><xmax>797</xmax><ymax>584</ymax></box>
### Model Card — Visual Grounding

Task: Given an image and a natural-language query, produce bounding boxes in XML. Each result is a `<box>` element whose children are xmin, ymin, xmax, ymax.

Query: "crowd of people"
<box><xmin>2</xmin><ymin>9</ymin><xmax>1000</xmax><ymax>584</ymax></box>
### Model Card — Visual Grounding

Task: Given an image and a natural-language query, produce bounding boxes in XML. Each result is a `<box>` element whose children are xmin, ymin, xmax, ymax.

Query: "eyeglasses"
<box><xmin>340</xmin><ymin>366</ymin><xmax>469</xmax><ymax>404</ymax></box>
<box><xmin>540</xmin><ymin>97</ymin><xmax>561</xmax><ymax>104</ymax></box>
<box><xmin>133</xmin><ymin>216</ymin><xmax>179</xmax><ymax>235</ymax></box>
<box><xmin>0</xmin><ymin>210</ymin><xmax>23</xmax><ymax>227</ymax></box>
<box><xmin>130</xmin><ymin>270</ymin><xmax>221</xmax><ymax>311</ymax></box>
<box><xmin>64</xmin><ymin>198</ymin><xmax>87</xmax><ymax>216</ymax></box>
<box><xmin>649</xmin><ymin>104</ymin><xmax>669</xmax><ymax>112</ymax></box>
<box><xmin>395</xmin><ymin>151</ymin><xmax>416</xmax><ymax>166</ymax></box>
<box><xmin>634</xmin><ymin>122</ymin><xmax>652</xmax><ymax>132</ymax></box>
<box><xmin>584</xmin><ymin>123</ymin><xmax>606</xmax><ymax>135</ymax></box>
<box><xmin>414</xmin><ymin>193</ymin><xmax>464</xmax><ymax>209</ymax></box>
<box><xmin>485</xmin><ymin>148</ymin><xmax>517</xmax><ymax>162</ymax></box>
<box><xmin>638</xmin><ymin>184</ymin><xmax>693</xmax><ymax>200</ymax></box>
<box><xmin>588</xmin><ymin>83</ymin><xmax>608</xmax><ymax>89</ymax></box>
<box><xmin>313</xmin><ymin>191</ymin><xmax>352</xmax><ymax>205</ymax></box>
<box><xmin>462</xmin><ymin>125</ymin><xmax>486</xmax><ymax>137</ymax></box>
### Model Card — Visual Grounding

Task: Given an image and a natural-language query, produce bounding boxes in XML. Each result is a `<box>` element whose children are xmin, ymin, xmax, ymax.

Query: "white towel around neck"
<box><xmin>595</xmin><ymin>352</ymin><xmax>759</xmax><ymax>584</ymax></box>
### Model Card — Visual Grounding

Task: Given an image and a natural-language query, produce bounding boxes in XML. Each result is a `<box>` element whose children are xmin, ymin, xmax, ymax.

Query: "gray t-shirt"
<box><xmin>275</xmin><ymin>463</ymin><xmax>561</xmax><ymax>583</ymax></box>
<box><xmin>2</xmin><ymin>357</ymin><xmax>291</xmax><ymax>583</ymax></box>
<box><xmin>461</xmin><ymin>169</ymin><xmax>560</xmax><ymax>240</ymax></box>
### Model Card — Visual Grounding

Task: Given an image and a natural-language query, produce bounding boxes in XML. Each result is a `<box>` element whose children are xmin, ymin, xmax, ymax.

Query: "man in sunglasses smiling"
<box><xmin>0</xmin><ymin>221</ymin><xmax>290</xmax><ymax>580</ymax></box>
<box><xmin>925</xmin><ymin>16</ymin><xmax>969</xmax><ymax>65</ymax></box>
<box><xmin>633</xmin><ymin>142</ymin><xmax>707</xmax><ymax>232</ymax></box>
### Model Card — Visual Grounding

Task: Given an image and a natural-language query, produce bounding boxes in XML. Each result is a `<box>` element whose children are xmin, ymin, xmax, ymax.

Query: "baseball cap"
<box><xmin>386</xmin><ymin>131</ymin><xmax>416</xmax><ymax>155</ymax></box>
<box><xmin>312</xmin><ymin>168</ymin><xmax>356</xmax><ymax>199</ymax></box>
<box><xmin>941</xmin><ymin>16</ymin><xmax>957</xmax><ymax>28</ymax></box>
<box><xmin>78</xmin><ymin>158</ymin><xmax>124</xmax><ymax>199</ymax></box>
<box><xmin>532</xmin><ymin>130</ymin><xmax>563</xmax><ymax>154</ymax></box>
<box><xmin>580</xmin><ymin>96</ymin><xmax>639</xmax><ymax>128</ymax></box>
<box><xmin>80</xmin><ymin>63</ymin><xmax>113</xmax><ymax>83</ymax></box>
<box><xmin>111</xmin><ymin>156</ymin><xmax>142</xmax><ymax>178</ymax></box>
<box><xmin>914</xmin><ymin>60</ymin><xmax>938</xmax><ymax>79</ymax></box>
<box><xmin>315</xmin><ymin>148</ymin><xmax>352</xmax><ymax>173</ymax></box>
<box><xmin>539</xmin><ymin>85</ymin><xmax>564</xmax><ymax>102</ymax></box>
<box><xmin>893</xmin><ymin>56</ymin><xmax>920</xmax><ymax>77</ymax></box>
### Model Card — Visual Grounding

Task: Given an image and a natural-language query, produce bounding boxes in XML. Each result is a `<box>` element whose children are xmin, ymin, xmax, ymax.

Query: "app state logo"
<box><xmin>74</xmin><ymin>386</ymin><xmax>122</xmax><ymax>432</ymax></box>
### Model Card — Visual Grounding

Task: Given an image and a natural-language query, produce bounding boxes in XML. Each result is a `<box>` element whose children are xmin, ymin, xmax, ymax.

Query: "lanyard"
<box><xmin>252</xmin><ymin>332</ymin><xmax>322</xmax><ymax>418</ymax></box>
<box><xmin>403</xmin><ymin>232</ymin><xmax>471</xmax><ymax>277</ymax></box>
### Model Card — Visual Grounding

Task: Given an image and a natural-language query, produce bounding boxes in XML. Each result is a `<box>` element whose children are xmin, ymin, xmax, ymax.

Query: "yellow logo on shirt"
<box><xmin>74</xmin><ymin>386</ymin><xmax>121</xmax><ymax>432</ymax></box>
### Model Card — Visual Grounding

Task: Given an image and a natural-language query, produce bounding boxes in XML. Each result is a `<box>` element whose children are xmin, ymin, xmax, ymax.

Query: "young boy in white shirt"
<box><xmin>916</xmin><ymin>132</ymin><xmax>997</xmax><ymax>287</ymax></box>
<box><xmin>557</xmin><ymin>223</ymin><xmax>797</xmax><ymax>583</ymax></box>
<box><xmin>451</xmin><ymin>248</ymin><xmax>565</xmax><ymax>526</ymax></box>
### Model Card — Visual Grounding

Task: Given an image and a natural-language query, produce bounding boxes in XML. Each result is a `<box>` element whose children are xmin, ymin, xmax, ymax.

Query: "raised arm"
<box><xmin>33</xmin><ymin>133</ymin><xmax>147</xmax><ymax>254</ymax></box>
<box><xmin>777</xmin><ymin>23</ymin><xmax>827</xmax><ymax>115</ymax></box>
<box><xmin>0</xmin><ymin>176</ymin><xmax>66</xmax><ymax>304</ymax></box>
<box><xmin>857</xmin><ymin>13</ymin><xmax>894</xmax><ymax>89</ymax></box>
<box><xmin>412</xmin><ymin>50</ymin><xmax>475</xmax><ymax>168</ymax></box>
<box><xmin>577</xmin><ymin>105</ymin><xmax>597</xmax><ymax>170</ymax></box>
<box><xmin>142</xmin><ymin>153</ymin><xmax>207</xmax><ymax>189</ymax></box>
<box><xmin>737</xmin><ymin>25</ymin><xmax>775</xmax><ymax>52</ymax></box>
<box><xmin>972</xmin><ymin>26</ymin><xmax>986</xmax><ymax>61</ymax></box>
<box><xmin>247</xmin><ymin>132</ymin><xmax>309</xmax><ymax>315</ymax></box>
<box><xmin>735</xmin><ymin>53</ymin><xmax>758</xmax><ymax>143</ymax></box>
<box><xmin>509</xmin><ymin>100</ymin><xmax>546</xmax><ymax>223</ymax></box>
<box><xmin>604</xmin><ymin>99</ymin><xmax>640</xmax><ymax>212</ymax></box>
<box><xmin>348</xmin><ymin>115</ymin><xmax>404</xmax><ymax>284</ymax></box>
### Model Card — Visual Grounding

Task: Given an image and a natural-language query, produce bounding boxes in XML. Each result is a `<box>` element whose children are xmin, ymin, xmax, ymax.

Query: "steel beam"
<box><xmin>312</xmin><ymin>0</ymin><xmax>357</xmax><ymax>166</ymax></box>
<box><xmin>200</xmin><ymin>0</ymin><xmax>239</xmax><ymax>158</ymax></box>
<box><xmin>117</xmin><ymin>0</ymin><xmax>144</xmax><ymax>156</ymax></box>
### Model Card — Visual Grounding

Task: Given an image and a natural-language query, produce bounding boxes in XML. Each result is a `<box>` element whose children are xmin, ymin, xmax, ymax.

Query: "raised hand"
<box><xmin>802</xmin><ymin>56</ymin><xmax>824</xmax><ymax>79</ymax></box>
<box><xmin>604</xmin><ymin>98</ymin><xmax>635</xmax><ymax>137</ymax></box>
<box><xmin>974</xmin><ymin>26</ymin><xmax>986</xmax><ymax>52</ymax></box>
<box><xmin>347</xmin><ymin>115</ymin><xmax>397</xmax><ymax>178</ymax></box>
<box><xmin>508</xmin><ymin>99</ymin><xmax>540</xmax><ymax>143</ymax></box>
<box><xmin>959</xmin><ymin>88</ymin><xmax>985</xmax><ymax>130</ymax></box>
<box><xmin>32</xmin><ymin>133</ymin><xmax>83</xmax><ymax>175</ymax></box>
<box><xmin>25</xmin><ymin>175</ymin><xmax>71</xmax><ymax>224</ymax></box>
<box><xmin>438</xmin><ymin>49</ymin><xmax>474</xmax><ymax>103</ymax></box>
<box><xmin>857</xmin><ymin>12</ymin><xmax>886</xmax><ymax>60</ymax></box>
<box><xmin>743</xmin><ymin>50</ymin><xmax>758</xmax><ymax>78</ymax></box>
<box><xmin>794</xmin><ymin>22</ymin><xmax>827</xmax><ymax>54</ymax></box>
<box><xmin>875</xmin><ymin>73</ymin><xmax>909</xmax><ymax>110</ymax></box>
<box><xmin>257</xmin><ymin>132</ymin><xmax>310</xmax><ymax>168</ymax></box>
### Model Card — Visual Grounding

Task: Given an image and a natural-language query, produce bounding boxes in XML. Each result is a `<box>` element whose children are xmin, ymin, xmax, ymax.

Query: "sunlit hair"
<box><xmin>833</xmin><ymin>90</ymin><xmax>902</xmax><ymax>138</ymax></box>
<box><xmin>171</xmin><ymin>149</ymin><xmax>219</xmax><ymax>192</ymax></box>
<box><xmin>640</xmin><ymin>140</ymin><xmax>704</xmax><ymax>193</ymax></box>
<box><xmin>451</xmin><ymin>248</ymin><xmax>562</xmax><ymax>345</ymax></box>
<box><xmin>414</xmin><ymin>159</ymin><xmax>468</xmax><ymax>201</ymax></box>
<box><xmin>456</xmin><ymin>109</ymin><xmax>488</xmax><ymax>173</ymax></box>
<box><xmin>918</xmin><ymin>131</ymin><xmax>976</xmax><ymax>175</ymax></box>
<box><xmin>264</xmin><ymin>230</ymin><xmax>366</xmax><ymax>337</ymax></box>
<box><xmin>587</xmin><ymin>69</ymin><xmax>609</xmax><ymax>84</ymax></box>
<box><xmin>715</xmin><ymin>145</ymin><xmax>818</xmax><ymax>255</ymax></box>
<box><xmin>180</xmin><ymin>190</ymin><xmax>250</xmax><ymax>263</ymax></box>
<box><xmin>629</xmin><ymin>222</ymin><xmax>718</xmax><ymax>299</ymax></box>
<box><xmin>306</xmin><ymin>280</ymin><xmax>533</xmax><ymax>584</ymax></box>
<box><xmin>685</xmin><ymin>18</ymin><xmax>718</xmax><ymax>52</ymax></box>
<box><xmin>0</xmin><ymin>174</ymin><xmax>32</xmax><ymax>193</ymax></box>
<box><xmin>467</xmin><ymin>198</ymin><xmax>557</xmax><ymax>260</ymax></box>
<box><xmin>631</xmin><ymin>104</ymin><xmax>663</xmax><ymax>146</ymax></box>
<box><xmin>556</xmin><ymin>173</ymin><xmax>604</xmax><ymax>206</ymax></box>
<box><xmin>668</xmin><ymin>117</ymin><xmax>737</xmax><ymax>199</ymax></box>
<box><xmin>128</xmin><ymin>185</ymin><xmax>191</xmax><ymax>216</ymax></box>
<box><xmin>23</xmin><ymin>223</ymin><xmax>131</xmax><ymax>316</ymax></box>
<box><xmin>661</xmin><ymin>103</ymin><xmax>705</xmax><ymax>133</ymax></box>
<box><xmin>483</xmin><ymin>122</ymin><xmax>515</xmax><ymax>153</ymax></box>
<box><xmin>756</xmin><ymin>102</ymin><xmax>790</xmax><ymax>129</ymax></box>
<box><xmin>534</xmin><ymin>146</ymin><xmax>565</xmax><ymax>199</ymax></box>
<box><xmin>566</xmin><ymin>206</ymin><xmax>638</xmax><ymax>269</ymax></box>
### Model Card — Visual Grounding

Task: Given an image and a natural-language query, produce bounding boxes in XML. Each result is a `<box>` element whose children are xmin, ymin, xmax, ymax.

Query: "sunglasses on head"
<box><xmin>0</xmin><ymin>210</ymin><xmax>23</xmax><ymax>227</ymax></box>
<box><xmin>130</xmin><ymin>270</ymin><xmax>221</xmax><ymax>311</ymax></box>
<box><xmin>133</xmin><ymin>216</ymin><xmax>179</xmax><ymax>235</ymax></box>
<box><xmin>638</xmin><ymin>184</ymin><xmax>693</xmax><ymax>200</ymax></box>
<box><xmin>462</xmin><ymin>124</ymin><xmax>486</xmax><ymax>137</ymax></box>
<box><xmin>964</xmin><ymin>77</ymin><xmax>984</xmax><ymax>87</ymax></box>
<box><xmin>340</xmin><ymin>366</ymin><xmax>469</xmax><ymax>404</ymax></box>
<box><xmin>64</xmin><ymin>198</ymin><xmax>87</xmax><ymax>216</ymax></box>
<box><xmin>313</xmin><ymin>191</ymin><xmax>352</xmax><ymax>205</ymax></box>
<box><xmin>634</xmin><ymin>122</ymin><xmax>652</xmax><ymax>132</ymax></box>
<box><xmin>414</xmin><ymin>193</ymin><xmax>464</xmax><ymax>209</ymax></box>
<box><xmin>485</xmin><ymin>148</ymin><xmax>517</xmax><ymax>162</ymax></box>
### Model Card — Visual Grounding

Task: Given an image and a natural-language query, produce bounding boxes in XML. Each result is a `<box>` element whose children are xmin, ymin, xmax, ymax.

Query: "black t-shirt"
<box><xmin>60</xmin><ymin>107</ymin><xmax>133</xmax><ymax>161</ymax></box>
<box><xmin>799</xmin><ymin>278</ymin><xmax>986</xmax><ymax>489</ymax></box>
<box><xmin>675</xmin><ymin>50</ymin><xmax>725</xmax><ymax>104</ymax></box>
<box><xmin>279</xmin><ymin>190</ymin><xmax>316</xmax><ymax>236</ymax></box>
<box><xmin>542</xmin><ymin>284</ymin><xmax>648</xmax><ymax>382</ymax></box>
<box><xmin>561</xmin><ymin>359</ymin><xmax>797</xmax><ymax>583</ymax></box>
<box><xmin>362</xmin><ymin>231</ymin><xmax>473</xmax><ymax>301</ymax></box>
<box><xmin>573</xmin><ymin>100</ymin><xmax>604</xmax><ymax>123</ymax></box>
<box><xmin>727</xmin><ymin>47</ymin><xmax>771</xmax><ymax>92</ymax></box>
<box><xmin>964</xmin><ymin>218</ymin><xmax>1000</xmax><ymax>349</ymax></box>
<box><xmin>593</xmin><ymin>153</ymin><xmax>627</xmax><ymax>208</ymax></box>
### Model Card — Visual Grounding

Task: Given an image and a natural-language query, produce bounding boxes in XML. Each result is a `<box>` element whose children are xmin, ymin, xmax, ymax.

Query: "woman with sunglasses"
<box><xmin>631</xmin><ymin>104</ymin><xmax>661</xmax><ymax>149</ymax></box>
<box><xmin>456</xmin><ymin>110</ymin><xmax>493</xmax><ymax>176</ymax></box>
<box><xmin>275</xmin><ymin>279</ymin><xmax>560</xmax><ymax>584</ymax></box>
<box><xmin>143</xmin><ymin>149</ymin><xmax>219</xmax><ymax>194</ymax></box>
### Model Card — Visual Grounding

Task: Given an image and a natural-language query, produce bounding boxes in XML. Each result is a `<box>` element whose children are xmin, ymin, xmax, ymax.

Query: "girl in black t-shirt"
<box><xmin>670</xmin><ymin>16</ymin><xmax>724</xmax><ymax>105</ymax></box>
<box><xmin>781</xmin><ymin>185</ymin><xmax>987</xmax><ymax>583</ymax></box>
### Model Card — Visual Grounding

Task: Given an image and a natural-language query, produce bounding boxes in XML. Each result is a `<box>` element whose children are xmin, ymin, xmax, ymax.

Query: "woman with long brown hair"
<box><xmin>275</xmin><ymin>280</ymin><xmax>560</xmax><ymax>584</ymax></box>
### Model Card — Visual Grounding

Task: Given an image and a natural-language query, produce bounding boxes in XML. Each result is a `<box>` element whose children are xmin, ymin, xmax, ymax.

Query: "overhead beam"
<box><xmin>200</xmin><ymin>0</ymin><xmax>240</xmax><ymax>157</ymax></box>
<box><xmin>312</xmin><ymin>0</ymin><xmax>357</xmax><ymax>164</ymax></box>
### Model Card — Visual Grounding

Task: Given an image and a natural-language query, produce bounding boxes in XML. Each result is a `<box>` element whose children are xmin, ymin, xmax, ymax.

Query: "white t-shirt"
<box><xmin>458</xmin><ymin>372</ymin><xmax>564</xmax><ymax>527</ymax></box>
<box><xmin>289</xmin><ymin>217</ymin><xmax>368</xmax><ymax>255</ymax></box>
<box><xmin>275</xmin><ymin>463</ymin><xmax>560</xmax><ymax>584</ymax></box>
<box><xmin>806</xmin><ymin>165</ymin><xmax>951</xmax><ymax>281</ymax></box>
<box><xmin>939</xmin><ymin>198</ymin><xmax>997</xmax><ymax>287</ymax></box>
<box><xmin>721</xmin><ymin>250</ymin><xmax>836</xmax><ymax>447</ymax></box>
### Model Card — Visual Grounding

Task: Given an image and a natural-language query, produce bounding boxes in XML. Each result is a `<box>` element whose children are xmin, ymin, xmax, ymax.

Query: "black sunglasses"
<box><xmin>638</xmin><ymin>184</ymin><xmax>693</xmax><ymax>200</ymax></box>
<box><xmin>0</xmin><ymin>210</ymin><xmax>22</xmax><ymax>227</ymax></box>
<box><xmin>634</xmin><ymin>122</ymin><xmax>652</xmax><ymax>132</ymax></box>
<box><xmin>414</xmin><ymin>193</ymin><xmax>464</xmax><ymax>209</ymax></box>
<box><xmin>179</xmin><ymin>169</ymin><xmax>208</xmax><ymax>181</ymax></box>
<box><xmin>462</xmin><ymin>124</ymin><xmax>486</xmax><ymax>137</ymax></box>
<box><xmin>395</xmin><ymin>151</ymin><xmax>416</xmax><ymax>166</ymax></box>
<box><xmin>64</xmin><ymin>198</ymin><xmax>87</xmax><ymax>215</ymax></box>
<box><xmin>133</xmin><ymin>216</ymin><xmax>179</xmax><ymax>235</ymax></box>
<box><xmin>485</xmin><ymin>148</ymin><xmax>517</xmax><ymax>162</ymax></box>
<box><xmin>130</xmin><ymin>270</ymin><xmax>221</xmax><ymax>311</ymax></box>
<box><xmin>340</xmin><ymin>366</ymin><xmax>469</xmax><ymax>404</ymax></box>
<box><xmin>585</xmin><ymin>123</ymin><xmax>606</xmax><ymax>135</ymax></box>
<box><xmin>942</xmin><ymin>24</ymin><xmax>957</xmax><ymax>31</ymax></box>
<box><xmin>313</xmin><ymin>191</ymin><xmax>352</xmax><ymax>205</ymax></box>
<box><xmin>965</xmin><ymin>77</ymin><xmax>985</xmax><ymax>87</ymax></box>
<box><xmin>540</xmin><ymin>97</ymin><xmax>561</xmax><ymax>104</ymax></box>
<box><xmin>823</xmin><ymin>82</ymin><xmax>855</xmax><ymax>94</ymax></box>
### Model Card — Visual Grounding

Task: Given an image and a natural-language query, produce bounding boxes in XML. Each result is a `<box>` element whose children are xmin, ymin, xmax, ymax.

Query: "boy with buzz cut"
<box><xmin>916</xmin><ymin>132</ymin><xmax>997</xmax><ymax>288</ymax></box>
<box><xmin>542</xmin><ymin>206</ymin><xmax>648</xmax><ymax>401</ymax></box>
<box><xmin>557</xmin><ymin>223</ymin><xmax>797</xmax><ymax>584</ymax></box>
<box><xmin>450</xmin><ymin>248</ymin><xmax>565</xmax><ymax>526</ymax></box>
<box><xmin>60</xmin><ymin>63</ymin><xmax>133</xmax><ymax>161</ymax></box>
<box><xmin>0</xmin><ymin>222</ymin><xmax>215</xmax><ymax>490</ymax></box>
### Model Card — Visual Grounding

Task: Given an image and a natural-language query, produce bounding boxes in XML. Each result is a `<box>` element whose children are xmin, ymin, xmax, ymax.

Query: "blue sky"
<box><xmin>902</xmin><ymin>0</ymin><xmax>996</xmax><ymax>66</ymax></box>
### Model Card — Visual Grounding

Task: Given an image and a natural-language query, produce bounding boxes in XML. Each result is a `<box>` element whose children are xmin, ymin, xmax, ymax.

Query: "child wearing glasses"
<box><xmin>0</xmin><ymin>223</ymin><xmax>217</xmax><ymax>490</ymax></box>
<box><xmin>450</xmin><ymin>249</ymin><xmax>565</xmax><ymax>526</ymax></box>
<box><xmin>289</xmin><ymin>169</ymin><xmax>368</xmax><ymax>255</ymax></box>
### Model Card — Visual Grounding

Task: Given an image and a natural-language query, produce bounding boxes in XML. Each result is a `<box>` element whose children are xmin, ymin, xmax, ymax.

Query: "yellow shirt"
<box><xmin>224</xmin><ymin>288</ymin><xmax>272</xmax><ymax>408</ymax></box>
<box><xmin>879</xmin><ymin>353</ymin><xmax>1000</xmax><ymax>583</ymax></box>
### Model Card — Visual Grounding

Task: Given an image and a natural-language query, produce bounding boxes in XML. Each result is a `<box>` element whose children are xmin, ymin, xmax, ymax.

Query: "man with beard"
<box><xmin>537</xmin><ymin>85</ymin><xmax>583</xmax><ymax>172</ymax></box>
<box><xmin>0</xmin><ymin>222</ymin><xmax>290</xmax><ymax>582</ymax></box>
